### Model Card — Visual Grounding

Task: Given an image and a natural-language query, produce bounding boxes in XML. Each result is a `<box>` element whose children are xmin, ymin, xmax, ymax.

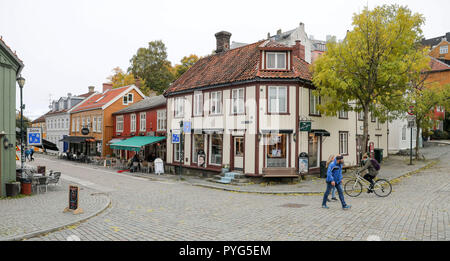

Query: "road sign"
<box><xmin>27</xmin><ymin>128</ymin><xmax>42</xmax><ymax>146</ymax></box>
<box><xmin>407</xmin><ymin>106</ymin><xmax>414</xmax><ymax>115</ymax></box>
<box><xmin>183</xmin><ymin>121</ymin><xmax>191</xmax><ymax>134</ymax></box>
<box><xmin>407</xmin><ymin>120</ymin><xmax>416</xmax><ymax>128</ymax></box>
<box><xmin>172</xmin><ymin>133</ymin><xmax>180</xmax><ymax>144</ymax></box>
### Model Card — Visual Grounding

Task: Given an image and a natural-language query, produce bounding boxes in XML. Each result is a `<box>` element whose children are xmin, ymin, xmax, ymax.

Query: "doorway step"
<box><xmin>211</xmin><ymin>171</ymin><xmax>249</xmax><ymax>185</ymax></box>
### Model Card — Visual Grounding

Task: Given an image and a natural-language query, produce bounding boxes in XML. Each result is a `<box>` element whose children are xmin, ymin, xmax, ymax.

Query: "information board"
<box><xmin>27</xmin><ymin>128</ymin><xmax>42</xmax><ymax>146</ymax></box>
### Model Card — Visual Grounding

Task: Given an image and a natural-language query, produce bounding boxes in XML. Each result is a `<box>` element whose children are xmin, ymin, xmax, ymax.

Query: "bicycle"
<box><xmin>344</xmin><ymin>171</ymin><xmax>392</xmax><ymax>197</ymax></box>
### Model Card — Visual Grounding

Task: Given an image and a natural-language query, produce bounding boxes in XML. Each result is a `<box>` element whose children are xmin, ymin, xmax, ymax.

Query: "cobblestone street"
<box><xmin>14</xmin><ymin>144</ymin><xmax>449</xmax><ymax>241</ymax></box>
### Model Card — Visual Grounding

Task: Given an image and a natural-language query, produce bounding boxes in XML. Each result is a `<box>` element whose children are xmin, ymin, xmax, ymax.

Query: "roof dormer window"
<box><xmin>266</xmin><ymin>52</ymin><xmax>287</xmax><ymax>70</ymax></box>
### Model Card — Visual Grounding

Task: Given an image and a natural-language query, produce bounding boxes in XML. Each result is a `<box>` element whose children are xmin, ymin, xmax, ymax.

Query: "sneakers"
<box><xmin>367</xmin><ymin>189</ymin><xmax>373</xmax><ymax>193</ymax></box>
<box><xmin>331</xmin><ymin>197</ymin><xmax>338</xmax><ymax>201</ymax></box>
<box><xmin>326</xmin><ymin>198</ymin><xmax>331</xmax><ymax>202</ymax></box>
<box><xmin>322</xmin><ymin>205</ymin><xmax>329</xmax><ymax>209</ymax></box>
<box><xmin>342</xmin><ymin>205</ymin><xmax>351</xmax><ymax>210</ymax></box>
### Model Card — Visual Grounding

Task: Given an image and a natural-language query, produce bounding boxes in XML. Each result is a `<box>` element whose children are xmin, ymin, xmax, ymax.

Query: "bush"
<box><xmin>430</xmin><ymin>130</ymin><xmax>449</xmax><ymax>140</ymax></box>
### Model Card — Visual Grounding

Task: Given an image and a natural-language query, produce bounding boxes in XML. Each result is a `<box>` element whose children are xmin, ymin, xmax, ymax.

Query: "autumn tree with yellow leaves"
<box><xmin>312</xmin><ymin>5</ymin><xmax>430</xmax><ymax>154</ymax></box>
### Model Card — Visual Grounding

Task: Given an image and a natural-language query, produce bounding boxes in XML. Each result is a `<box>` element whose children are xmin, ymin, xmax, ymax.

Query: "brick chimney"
<box><xmin>88</xmin><ymin>86</ymin><xmax>95</xmax><ymax>93</ymax></box>
<box><xmin>102</xmin><ymin>83</ymin><xmax>113</xmax><ymax>92</ymax></box>
<box><xmin>293</xmin><ymin>40</ymin><xmax>305</xmax><ymax>61</ymax></box>
<box><xmin>215</xmin><ymin>31</ymin><xmax>232</xmax><ymax>53</ymax></box>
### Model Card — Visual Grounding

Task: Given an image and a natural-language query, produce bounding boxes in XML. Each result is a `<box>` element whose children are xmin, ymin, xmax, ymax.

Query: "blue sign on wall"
<box><xmin>172</xmin><ymin>133</ymin><xmax>180</xmax><ymax>144</ymax></box>
<box><xmin>183</xmin><ymin>121</ymin><xmax>191</xmax><ymax>134</ymax></box>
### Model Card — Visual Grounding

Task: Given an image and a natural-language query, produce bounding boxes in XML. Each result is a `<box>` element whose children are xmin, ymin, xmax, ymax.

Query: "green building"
<box><xmin>0</xmin><ymin>38</ymin><xmax>24</xmax><ymax>197</ymax></box>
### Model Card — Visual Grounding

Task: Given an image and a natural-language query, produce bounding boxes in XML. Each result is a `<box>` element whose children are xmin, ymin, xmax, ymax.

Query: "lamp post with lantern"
<box><xmin>16</xmin><ymin>76</ymin><xmax>26</xmax><ymax>175</ymax></box>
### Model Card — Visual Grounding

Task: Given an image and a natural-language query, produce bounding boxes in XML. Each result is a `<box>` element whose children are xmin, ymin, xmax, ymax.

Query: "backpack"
<box><xmin>370</xmin><ymin>159</ymin><xmax>380</xmax><ymax>171</ymax></box>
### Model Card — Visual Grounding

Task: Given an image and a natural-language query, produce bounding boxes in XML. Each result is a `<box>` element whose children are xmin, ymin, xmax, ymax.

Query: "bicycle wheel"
<box><xmin>373</xmin><ymin>179</ymin><xmax>392</xmax><ymax>197</ymax></box>
<box><xmin>344</xmin><ymin>179</ymin><xmax>363</xmax><ymax>197</ymax></box>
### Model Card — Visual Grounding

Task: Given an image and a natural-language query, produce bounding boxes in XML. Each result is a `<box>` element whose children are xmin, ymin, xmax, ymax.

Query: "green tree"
<box><xmin>106</xmin><ymin>67</ymin><xmax>149</xmax><ymax>95</ymax></box>
<box><xmin>172</xmin><ymin>54</ymin><xmax>200</xmax><ymax>79</ymax></box>
<box><xmin>406</xmin><ymin>80</ymin><xmax>450</xmax><ymax>159</ymax></box>
<box><xmin>312</xmin><ymin>5</ymin><xmax>429</xmax><ymax>154</ymax></box>
<box><xmin>128</xmin><ymin>40</ymin><xmax>174</xmax><ymax>95</ymax></box>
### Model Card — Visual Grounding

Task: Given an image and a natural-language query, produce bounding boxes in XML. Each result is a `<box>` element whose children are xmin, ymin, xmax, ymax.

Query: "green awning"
<box><xmin>110</xmin><ymin>136</ymin><xmax>166</xmax><ymax>151</ymax></box>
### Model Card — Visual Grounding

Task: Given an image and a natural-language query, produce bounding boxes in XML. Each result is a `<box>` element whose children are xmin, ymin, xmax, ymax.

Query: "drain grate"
<box><xmin>280</xmin><ymin>203</ymin><xmax>308</xmax><ymax>208</ymax></box>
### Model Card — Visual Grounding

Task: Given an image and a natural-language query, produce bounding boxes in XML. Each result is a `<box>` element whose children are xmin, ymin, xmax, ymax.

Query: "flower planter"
<box><xmin>5</xmin><ymin>182</ymin><xmax>20</xmax><ymax>197</ymax></box>
<box><xmin>20</xmin><ymin>180</ymin><xmax>32</xmax><ymax>195</ymax></box>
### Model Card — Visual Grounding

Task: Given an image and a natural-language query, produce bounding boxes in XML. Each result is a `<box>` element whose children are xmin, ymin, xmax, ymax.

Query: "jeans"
<box><xmin>364</xmin><ymin>174</ymin><xmax>375</xmax><ymax>188</ymax></box>
<box><xmin>322</xmin><ymin>182</ymin><xmax>347</xmax><ymax>208</ymax></box>
<box><xmin>331</xmin><ymin>186</ymin><xmax>336</xmax><ymax>198</ymax></box>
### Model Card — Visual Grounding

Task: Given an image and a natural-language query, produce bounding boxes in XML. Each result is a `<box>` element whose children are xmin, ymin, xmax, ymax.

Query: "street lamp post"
<box><xmin>17</xmin><ymin>76</ymin><xmax>26</xmax><ymax>177</ymax></box>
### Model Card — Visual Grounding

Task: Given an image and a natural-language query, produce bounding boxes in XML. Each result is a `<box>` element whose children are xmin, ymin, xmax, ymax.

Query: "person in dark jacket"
<box><xmin>322</xmin><ymin>155</ymin><xmax>351</xmax><ymax>210</ymax></box>
<box><xmin>29</xmin><ymin>148</ymin><xmax>34</xmax><ymax>161</ymax></box>
<box><xmin>359</xmin><ymin>153</ymin><xmax>378</xmax><ymax>193</ymax></box>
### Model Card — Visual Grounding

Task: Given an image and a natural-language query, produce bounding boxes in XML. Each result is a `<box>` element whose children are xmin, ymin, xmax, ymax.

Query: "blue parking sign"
<box><xmin>172</xmin><ymin>133</ymin><xmax>180</xmax><ymax>144</ymax></box>
<box><xmin>27</xmin><ymin>128</ymin><xmax>42</xmax><ymax>146</ymax></box>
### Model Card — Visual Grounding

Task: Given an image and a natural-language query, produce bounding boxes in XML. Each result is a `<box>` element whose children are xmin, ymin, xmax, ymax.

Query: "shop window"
<box><xmin>266</xmin><ymin>133</ymin><xmax>287</xmax><ymax>167</ymax></box>
<box><xmin>192</xmin><ymin>134</ymin><xmax>205</xmax><ymax>164</ymax></box>
<box><xmin>210</xmin><ymin>134</ymin><xmax>223</xmax><ymax>165</ymax></box>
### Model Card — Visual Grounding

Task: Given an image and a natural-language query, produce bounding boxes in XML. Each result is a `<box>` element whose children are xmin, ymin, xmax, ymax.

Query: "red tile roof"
<box><xmin>32</xmin><ymin>113</ymin><xmax>49</xmax><ymax>123</ymax></box>
<box><xmin>429</xmin><ymin>56</ymin><xmax>450</xmax><ymax>72</ymax></box>
<box><xmin>71</xmin><ymin>85</ymin><xmax>133</xmax><ymax>113</ymax></box>
<box><xmin>165</xmin><ymin>40</ymin><xmax>312</xmax><ymax>95</ymax></box>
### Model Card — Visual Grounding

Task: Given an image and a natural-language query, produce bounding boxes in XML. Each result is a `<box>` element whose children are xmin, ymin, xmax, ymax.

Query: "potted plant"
<box><xmin>5</xmin><ymin>180</ymin><xmax>21</xmax><ymax>197</ymax></box>
<box><xmin>222</xmin><ymin>164</ymin><xmax>230</xmax><ymax>174</ymax></box>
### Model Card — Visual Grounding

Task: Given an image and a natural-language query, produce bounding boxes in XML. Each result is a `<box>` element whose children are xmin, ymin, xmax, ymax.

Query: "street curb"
<box><xmin>2</xmin><ymin>193</ymin><xmax>112</xmax><ymax>241</ymax></box>
<box><xmin>189</xmin><ymin>160</ymin><xmax>439</xmax><ymax>196</ymax></box>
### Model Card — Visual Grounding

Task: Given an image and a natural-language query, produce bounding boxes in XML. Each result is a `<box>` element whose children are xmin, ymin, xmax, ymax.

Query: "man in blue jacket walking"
<box><xmin>322</xmin><ymin>155</ymin><xmax>351</xmax><ymax>210</ymax></box>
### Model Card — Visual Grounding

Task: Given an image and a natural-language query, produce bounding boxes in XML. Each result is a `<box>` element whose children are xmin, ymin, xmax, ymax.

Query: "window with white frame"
<box><xmin>268</xmin><ymin>86</ymin><xmax>287</xmax><ymax>113</ymax></box>
<box><xmin>174</xmin><ymin>142</ymin><xmax>181</xmax><ymax>162</ymax></box>
<box><xmin>210</xmin><ymin>91</ymin><xmax>222</xmax><ymax>115</ymax></box>
<box><xmin>130</xmin><ymin>114</ymin><xmax>136</xmax><ymax>132</ymax></box>
<box><xmin>232</xmin><ymin>88</ymin><xmax>245</xmax><ymax>114</ymax></box>
<box><xmin>377</xmin><ymin>118</ymin><xmax>381</xmax><ymax>130</ymax></box>
<box><xmin>128</xmin><ymin>93</ymin><xmax>134</xmax><ymax>103</ymax></box>
<box><xmin>97</xmin><ymin>117</ymin><xmax>102</xmax><ymax>132</ymax></box>
<box><xmin>93</xmin><ymin>117</ymin><xmax>97</xmax><ymax>132</ymax></box>
<box><xmin>82</xmin><ymin>118</ymin><xmax>85</xmax><ymax>129</ymax></box>
<box><xmin>358</xmin><ymin>111</ymin><xmax>364</xmax><ymax>121</ymax></box>
<box><xmin>87</xmin><ymin>117</ymin><xmax>90</xmax><ymax>130</ymax></box>
<box><xmin>440</xmin><ymin>45</ymin><xmax>448</xmax><ymax>54</ymax></box>
<box><xmin>123</xmin><ymin>95</ymin><xmax>128</xmax><ymax>105</ymax></box>
<box><xmin>266</xmin><ymin>52</ymin><xmax>287</xmax><ymax>70</ymax></box>
<box><xmin>193</xmin><ymin>92</ymin><xmax>203</xmax><ymax>116</ymax></box>
<box><xmin>66</xmin><ymin>118</ymin><xmax>69</xmax><ymax>129</ymax></box>
<box><xmin>140</xmin><ymin>112</ymin><xmax>146</xmax><ymax>132</ymax></box>
<box><xmin>157</xmin><ymin>109</ymin><xmax>166</xmax><ymax>131</ymax></box>
<box><xmin>402</xmin><ymin>125</ymin><xmax>406</xmax><ymax>141</ymax></box>
<box><xmin>339</xmin><ymin>110</ymin><xmax>348</xmax><ymax>119</ymax></box>
<box><xmin>72</xmin><ymin>119</ymin><xmax>75</xmax><ymax>132</ymax></box>
<box><xmin>116</xmin><ymin>115</ymin><xmax>124</xmax><ymax>132</ymax></box>
<box><xmin>339</xmin><ymin>132</ymin><xmax>348</xmax><ymax>155</ymax></box>
<box><xmin>76</xmin><ymin>118</ymin><xmax>80</xmax><ymax>132</ymax></box>
<box><xmin>309</xmin><ymin>89</ymin><xmax>320</xmax><ymax>115</ymax></box>
<box><xmin>174</xmin><ymin>97</ymin><xmax>184</xmax><ymax>118</ymax></box>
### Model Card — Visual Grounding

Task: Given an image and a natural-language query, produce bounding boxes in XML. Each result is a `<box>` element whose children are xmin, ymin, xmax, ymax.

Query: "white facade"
<box><xmin>166</xmin><ymin>84</ymin><xmax>389</xmax><ymax>176</ymax></box>
<box><xmin>45</xmin><ymin>94</ymin><xmax>85</xmax><ymax>152</ymax></box>
<box><xmin>388</xmin><ymin>117</ymin><xmax>422</xmax><ymax>153</ymax></box>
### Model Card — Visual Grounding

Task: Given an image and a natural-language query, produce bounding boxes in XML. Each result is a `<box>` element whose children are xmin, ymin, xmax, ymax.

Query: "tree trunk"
<box><xmin>415</xmin><ymin>119</ymin><xmax>421</xmax><ymax>160</ymax></box>
<box><xmin>362</xmin><ymin>107</ymin><xmax>370</xmax><ymax>155</ymax></box>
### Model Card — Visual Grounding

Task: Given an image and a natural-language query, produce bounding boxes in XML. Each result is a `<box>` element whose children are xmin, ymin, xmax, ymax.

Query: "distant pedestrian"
<box><xmin>24</xmin><ymin>148</ymin><xmax>31</xmax><ymax>161</ymax></box>
<box><xmin>29</xmin><ymin>148</ymin><xmax>34</xmax><ymax>161</ymax></box>
<box><xmin>322</xmin><ymin>155</ymin><xmax>351</xmax><ymax>210</ymax></box>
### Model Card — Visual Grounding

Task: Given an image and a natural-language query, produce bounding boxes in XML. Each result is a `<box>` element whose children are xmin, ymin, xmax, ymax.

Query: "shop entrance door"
<box><xmin>233</xmin><ymin>136</ymin><xmax>244</xmax><ymax>170</ymax></box>
<box><xmin>308</xmin><ymin>134</ymin><xmax>320</xmax><ymax>168</ymax></box>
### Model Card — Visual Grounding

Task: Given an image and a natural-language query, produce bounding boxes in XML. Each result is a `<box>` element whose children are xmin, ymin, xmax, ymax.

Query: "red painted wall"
<box><xmin>112</xmin><ymin>105</ymin><xmax>166</xmax><ymax>138</ymax></box>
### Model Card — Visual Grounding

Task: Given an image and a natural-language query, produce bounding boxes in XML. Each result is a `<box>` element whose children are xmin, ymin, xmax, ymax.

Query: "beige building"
<box><xmin>164</xmin><ymin>32</ymin><xmax>388</xmax><ymax>177</ymax></box>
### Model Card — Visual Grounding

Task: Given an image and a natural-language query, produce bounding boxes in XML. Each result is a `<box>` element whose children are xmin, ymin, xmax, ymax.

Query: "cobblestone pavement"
<box><xmin>0</xmin><ymin>180</ymin><xmax>109</xmax><ymax>240</ymax></box>
<box><xmin>23</xmin><ymin>144</ymin><xmax>449</xmax><ymax>241</ymax></box>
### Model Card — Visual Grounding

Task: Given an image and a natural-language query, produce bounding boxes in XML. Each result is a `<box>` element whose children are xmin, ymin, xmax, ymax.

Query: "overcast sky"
<box><xmin>1</xmin><ymin>0</ymin><xmax>448</xmax><ymax>120</ymax></box>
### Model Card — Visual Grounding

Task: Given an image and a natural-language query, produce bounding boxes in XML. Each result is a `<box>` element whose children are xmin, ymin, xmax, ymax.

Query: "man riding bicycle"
<box><xmin>358</xmin><ymin>153</ymin><xmax>379</xmax><ymax>193</ymax></box>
